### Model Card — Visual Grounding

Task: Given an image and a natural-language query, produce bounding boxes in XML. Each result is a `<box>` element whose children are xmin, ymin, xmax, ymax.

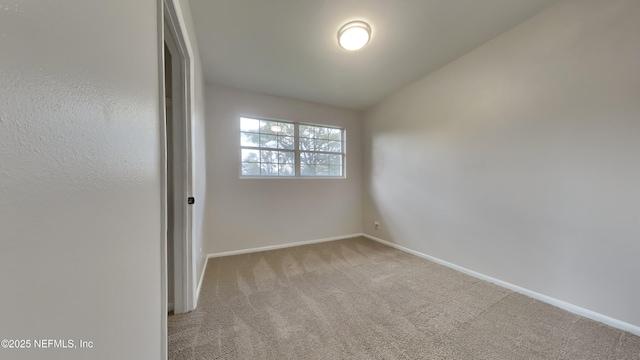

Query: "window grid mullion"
<box><xmin>294</xmin><ymin>123</ymin><xmax>300</xmax><ymax>176</ymax></box>
<box><xmin>342</xmin><ymin>129</ymin><xmax>346</xmax><ymax>177</ymax></box>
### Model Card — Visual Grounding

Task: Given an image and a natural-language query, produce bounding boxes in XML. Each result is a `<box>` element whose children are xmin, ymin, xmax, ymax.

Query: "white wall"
<box><xmin>363</xmin><ymin>0</ymin><xmax>640</xmax><ymax>328</ymax></box>
<box><xmin>173</xmin><ymin>0</ymin><xmax>208</xmax><ymax>303</ymax></box>
<box><xmin>0</xmin><ymin>1</ymin><xmax>162</xmax><ymax>359</ymax></box>
<box><xmin>204</xmin><ymin>84</ymin><xmax>362</xmax><ymax>254</ymax></box>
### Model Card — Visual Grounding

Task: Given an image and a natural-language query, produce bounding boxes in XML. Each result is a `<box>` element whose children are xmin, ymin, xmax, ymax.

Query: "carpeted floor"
<box><xmin>168</xmin><ymin>236</ymin><xmax>640</xmax><ymax>359</ymax></box>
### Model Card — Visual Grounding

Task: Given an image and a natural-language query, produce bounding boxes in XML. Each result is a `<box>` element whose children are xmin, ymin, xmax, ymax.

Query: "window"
<box><xmin>299</xmin><ymin>124</ymin><xmax>343</xmax><ymax>177</ymax></box>
<box><xmin>240</xmin><ymin>117</ymin><xmax>345</xmax><ymax>178</ymax></box>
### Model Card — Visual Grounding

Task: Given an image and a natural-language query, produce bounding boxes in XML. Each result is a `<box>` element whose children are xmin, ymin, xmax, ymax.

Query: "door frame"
<box><xmin>159</xmin><ymin>0</ymin><xmax>195</xmax><ymax>358</ymax></box>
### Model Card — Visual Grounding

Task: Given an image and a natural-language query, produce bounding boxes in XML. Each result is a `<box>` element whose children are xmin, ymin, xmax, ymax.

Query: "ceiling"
<box><xmin>189</xmin><ymin>0</ymin><xmax>559</xmax><ymax>110</ymax></box>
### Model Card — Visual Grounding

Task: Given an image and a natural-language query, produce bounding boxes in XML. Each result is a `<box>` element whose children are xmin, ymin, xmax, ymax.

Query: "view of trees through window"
<box><xmin>240</xmin><ymin>117</ymin><xmax>344</xmax><ymax>177</ymax></box>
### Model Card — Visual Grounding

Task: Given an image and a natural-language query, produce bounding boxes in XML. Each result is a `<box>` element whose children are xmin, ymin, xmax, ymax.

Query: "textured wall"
<box><xmin>204</xmin><ymin>84</ymin><xmax>363</xmax><ymax>254</ymax></box>
<box><xmin>363</xmin><ymin>0</ymin><xmax>640</xmax><ymax>327</ymax></box>
<box><xmin>0</xmin><ymin>1</ymin><xmax>162</xmax><ymax>359</ymax></box>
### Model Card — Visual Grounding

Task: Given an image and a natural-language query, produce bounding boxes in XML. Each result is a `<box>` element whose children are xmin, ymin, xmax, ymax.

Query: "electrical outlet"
<box><xmin>374</xmin><ymin>220</ymin><xmax>380</xmax><ymax>230</ymax></box>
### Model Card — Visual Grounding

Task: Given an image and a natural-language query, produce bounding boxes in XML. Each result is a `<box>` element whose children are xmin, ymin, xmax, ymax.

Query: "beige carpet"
<box><xmin>168</xmin><ymin>236</ymin><xmax>640</xmax><ymax>359</ymax></box>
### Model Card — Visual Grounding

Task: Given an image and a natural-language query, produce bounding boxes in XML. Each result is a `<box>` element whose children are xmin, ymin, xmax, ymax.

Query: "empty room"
<box><xmin>2</xmin><ymin>0</ymin><xmax>639</xmax><ymax>359</ymax></box>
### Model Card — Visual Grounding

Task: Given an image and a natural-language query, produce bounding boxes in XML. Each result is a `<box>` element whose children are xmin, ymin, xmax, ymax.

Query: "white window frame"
<box><xmin>240</xmin><ymin>116</ymin><xmax>346</xmax><ymax>179</ymax></box>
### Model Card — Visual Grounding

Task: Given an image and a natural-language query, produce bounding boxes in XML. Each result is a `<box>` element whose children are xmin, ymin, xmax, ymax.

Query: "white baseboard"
<box><xmin>206</xmin><ymin>234</ymin><xmax>363</xmax><ymax>259</ymax></box>
<box><xmin>362</xmin><ymin>233</ymin><xmax>640</xmax><ymax>337</ymax></box>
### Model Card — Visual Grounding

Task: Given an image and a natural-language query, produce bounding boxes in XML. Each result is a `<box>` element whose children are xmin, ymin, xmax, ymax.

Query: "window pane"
<box><xmin>260</xmin><ymin>120</ymin><xmax>273</xmax><ymax>134</ymax></box>
<box><xmin>299</xmin><ymin>128</ymin><xmax>342</xmax><ymax>152</ymax></box>
<box><xmin>314</xmin><ymin>139</ymin><xmax>327</xmax><ymax>152</ymax></box>
<box><xmin>315</xmin><ymin>127</ymin><xmax>331</xmax><ymax>140</ymax></box>
<box><xmin>278</xmin><ymin>151</ymin><xmax>294</xmax><ymax>164</ymax></box>
<box><xmin>241</xmin><ymin>149</ymin><xmax>260</xmax><ymax>163</ymax></box>
<box><xmin>300</xmin><ymin>152</ymin><xmax>316</xmax><ymax>165</ymax></box>
<box><xmin>303</xmin><ymin>152</ymin><xmax>315</xmax><ymax>165</ymax></box>
<box><xmin>240</xmin><ymin>117</ymin><xmax>260</xmax><ymax>132</ymax></box>
<box><xmin>260</xmin><ymin>150</ymin><xmax>278</xmax><ymax>164</ymax></box>
<box><xmin>260</xmin><ymin>120</ymin><xmax>283</xmax><ymax>135</ymax></box>
<box><xmin>300</xmin><ymin>151</ymin><xmax>310</xmax><ymax>164</ymax></box>
<box><xmin>300</xmin><ymin>164</ymin><xmax>315</xmax><ymax>176</ymax></box>
<box><xmin>241</xmin><ymin>163</ymin><xmax>261</xmax><ymax>176</ymax></box>
<box><xmin>326</xmin><ymin>140</ymin><xmax>342</xmax><ymax>152</ymax></box>
<box><xmin>311</xmin><ymin>139</ymin><xmax>340</xmax><ymax>153</ymax></box>
<box><xmin>316</xmin><ymin>153</ymin><xmax>329</xmax><ymax>165</ymax></box>
<box><xmin>278</xmin><ymin>135</ymin><xmax>294</xmax><ymax>150</ymax></box>
<box><xmin>260</xmin><ymin>134</ymin><xmax>278</xmax><ymax>149</ymax></box>
<box><xmin>299</xmin><ymin>125</ymin><xmax>316</xmax><ymax>139</ymax></box>
<box><xmin>311</xmin><ymin>139</ymin><xmax>325</xmax><ymax>151</ymax></box>
<box><xmin>329</xmin><ymin>166</ymin><xmax>342</xmax><ymax>176</ymax></box>
<box><xmin>279</xmin><ymin>123</ymin><xmax>294</xmax><ymax>136</ymax></box>
<box><xmin>241</xmin><ymin>132</ymin><xmax>260</xmax><ymax>147</ymax></box>
<box><xmin>299</xmin><ymin>125</ymin><xmax>341</xmax><ymax>140</ymax></box>
<box><xmin>314</xmin><ymin>138</ymin><xmax>327</xmax><ymax>152</ymax></box>
<box><xmin>302</xmin><ymin>152</ymin><xmax>336</xmax><ymax>165</ymax></box>
<box><xmin>299</xmin><ymin>137</ymin><xmax>314</xmax><ymax>151</ymax></box>
<box><xmin>316</xmin><ymin>165</ymin><xmax>329</xmax><ymax>176</ymax></box>
<box><xmin>329</xmin><ymin>154</ymin><xmax>342</xmax><ymax>166</ymax></box>
<box><xmin>279</xmin><ymin>164</ymin><xmax>294</xmax><ymax>176</ymax></box>
<box><xmin>326</xmin><ymin>128</ymin><xmax>342</xmax><ymax>140</ymax></box>
<box><xmin>261</xmin><ymin>163</ymin><xmax>278</xmax><ymax>176</ymax></box>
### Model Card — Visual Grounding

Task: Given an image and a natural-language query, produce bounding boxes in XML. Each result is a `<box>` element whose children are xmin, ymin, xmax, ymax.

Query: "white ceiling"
<box><xmin>189</xmin><ymin>0</ymin><xmax>559</xmax><ymax>110</ymax></box>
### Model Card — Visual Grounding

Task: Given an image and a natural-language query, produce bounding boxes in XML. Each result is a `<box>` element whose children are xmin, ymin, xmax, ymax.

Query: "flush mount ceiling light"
<box><xmin>270</xmin><ymin>125</ymin><xmax>282</xmax><ymax>132</ymax></box>
<box><xmin>337</xmin><ymin>21</ymin><xmax>371</xmax><ymax>51</ymax></box>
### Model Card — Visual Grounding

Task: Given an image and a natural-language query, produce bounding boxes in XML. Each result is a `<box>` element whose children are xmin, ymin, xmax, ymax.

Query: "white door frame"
<box><xmin>159</xmin><ymin>0</ymin><xmax>195</xmax><ymax>358</ymax></box>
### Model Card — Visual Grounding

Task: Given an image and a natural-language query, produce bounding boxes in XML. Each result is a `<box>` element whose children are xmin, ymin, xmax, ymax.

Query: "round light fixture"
<box><xmin>270</xmin><ymin>125</ymin><xmax>282</xmax><ymax>132</ymax></box>
<box><xmin>337</xmin><ymin>21</ymin><xmax>371</xmax><ymax>51</ymax></box>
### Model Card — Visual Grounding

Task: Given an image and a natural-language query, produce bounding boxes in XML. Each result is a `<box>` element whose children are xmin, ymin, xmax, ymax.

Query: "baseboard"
<box><xmin>362</xmin><ymin>233</ymin><xmax>640</xmax><ymax>337</ymax></box>
<box><xmin>207</xmin><ymin>233</ymin><xmax>363</xmax><ymax>259</ymax></box>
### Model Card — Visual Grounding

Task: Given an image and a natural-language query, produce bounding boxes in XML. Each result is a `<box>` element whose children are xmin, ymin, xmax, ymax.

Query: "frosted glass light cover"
<box><xmin>338</xmin><ymin>21</ymin><xmax>371</xmax><ymax>51</ymax></box>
